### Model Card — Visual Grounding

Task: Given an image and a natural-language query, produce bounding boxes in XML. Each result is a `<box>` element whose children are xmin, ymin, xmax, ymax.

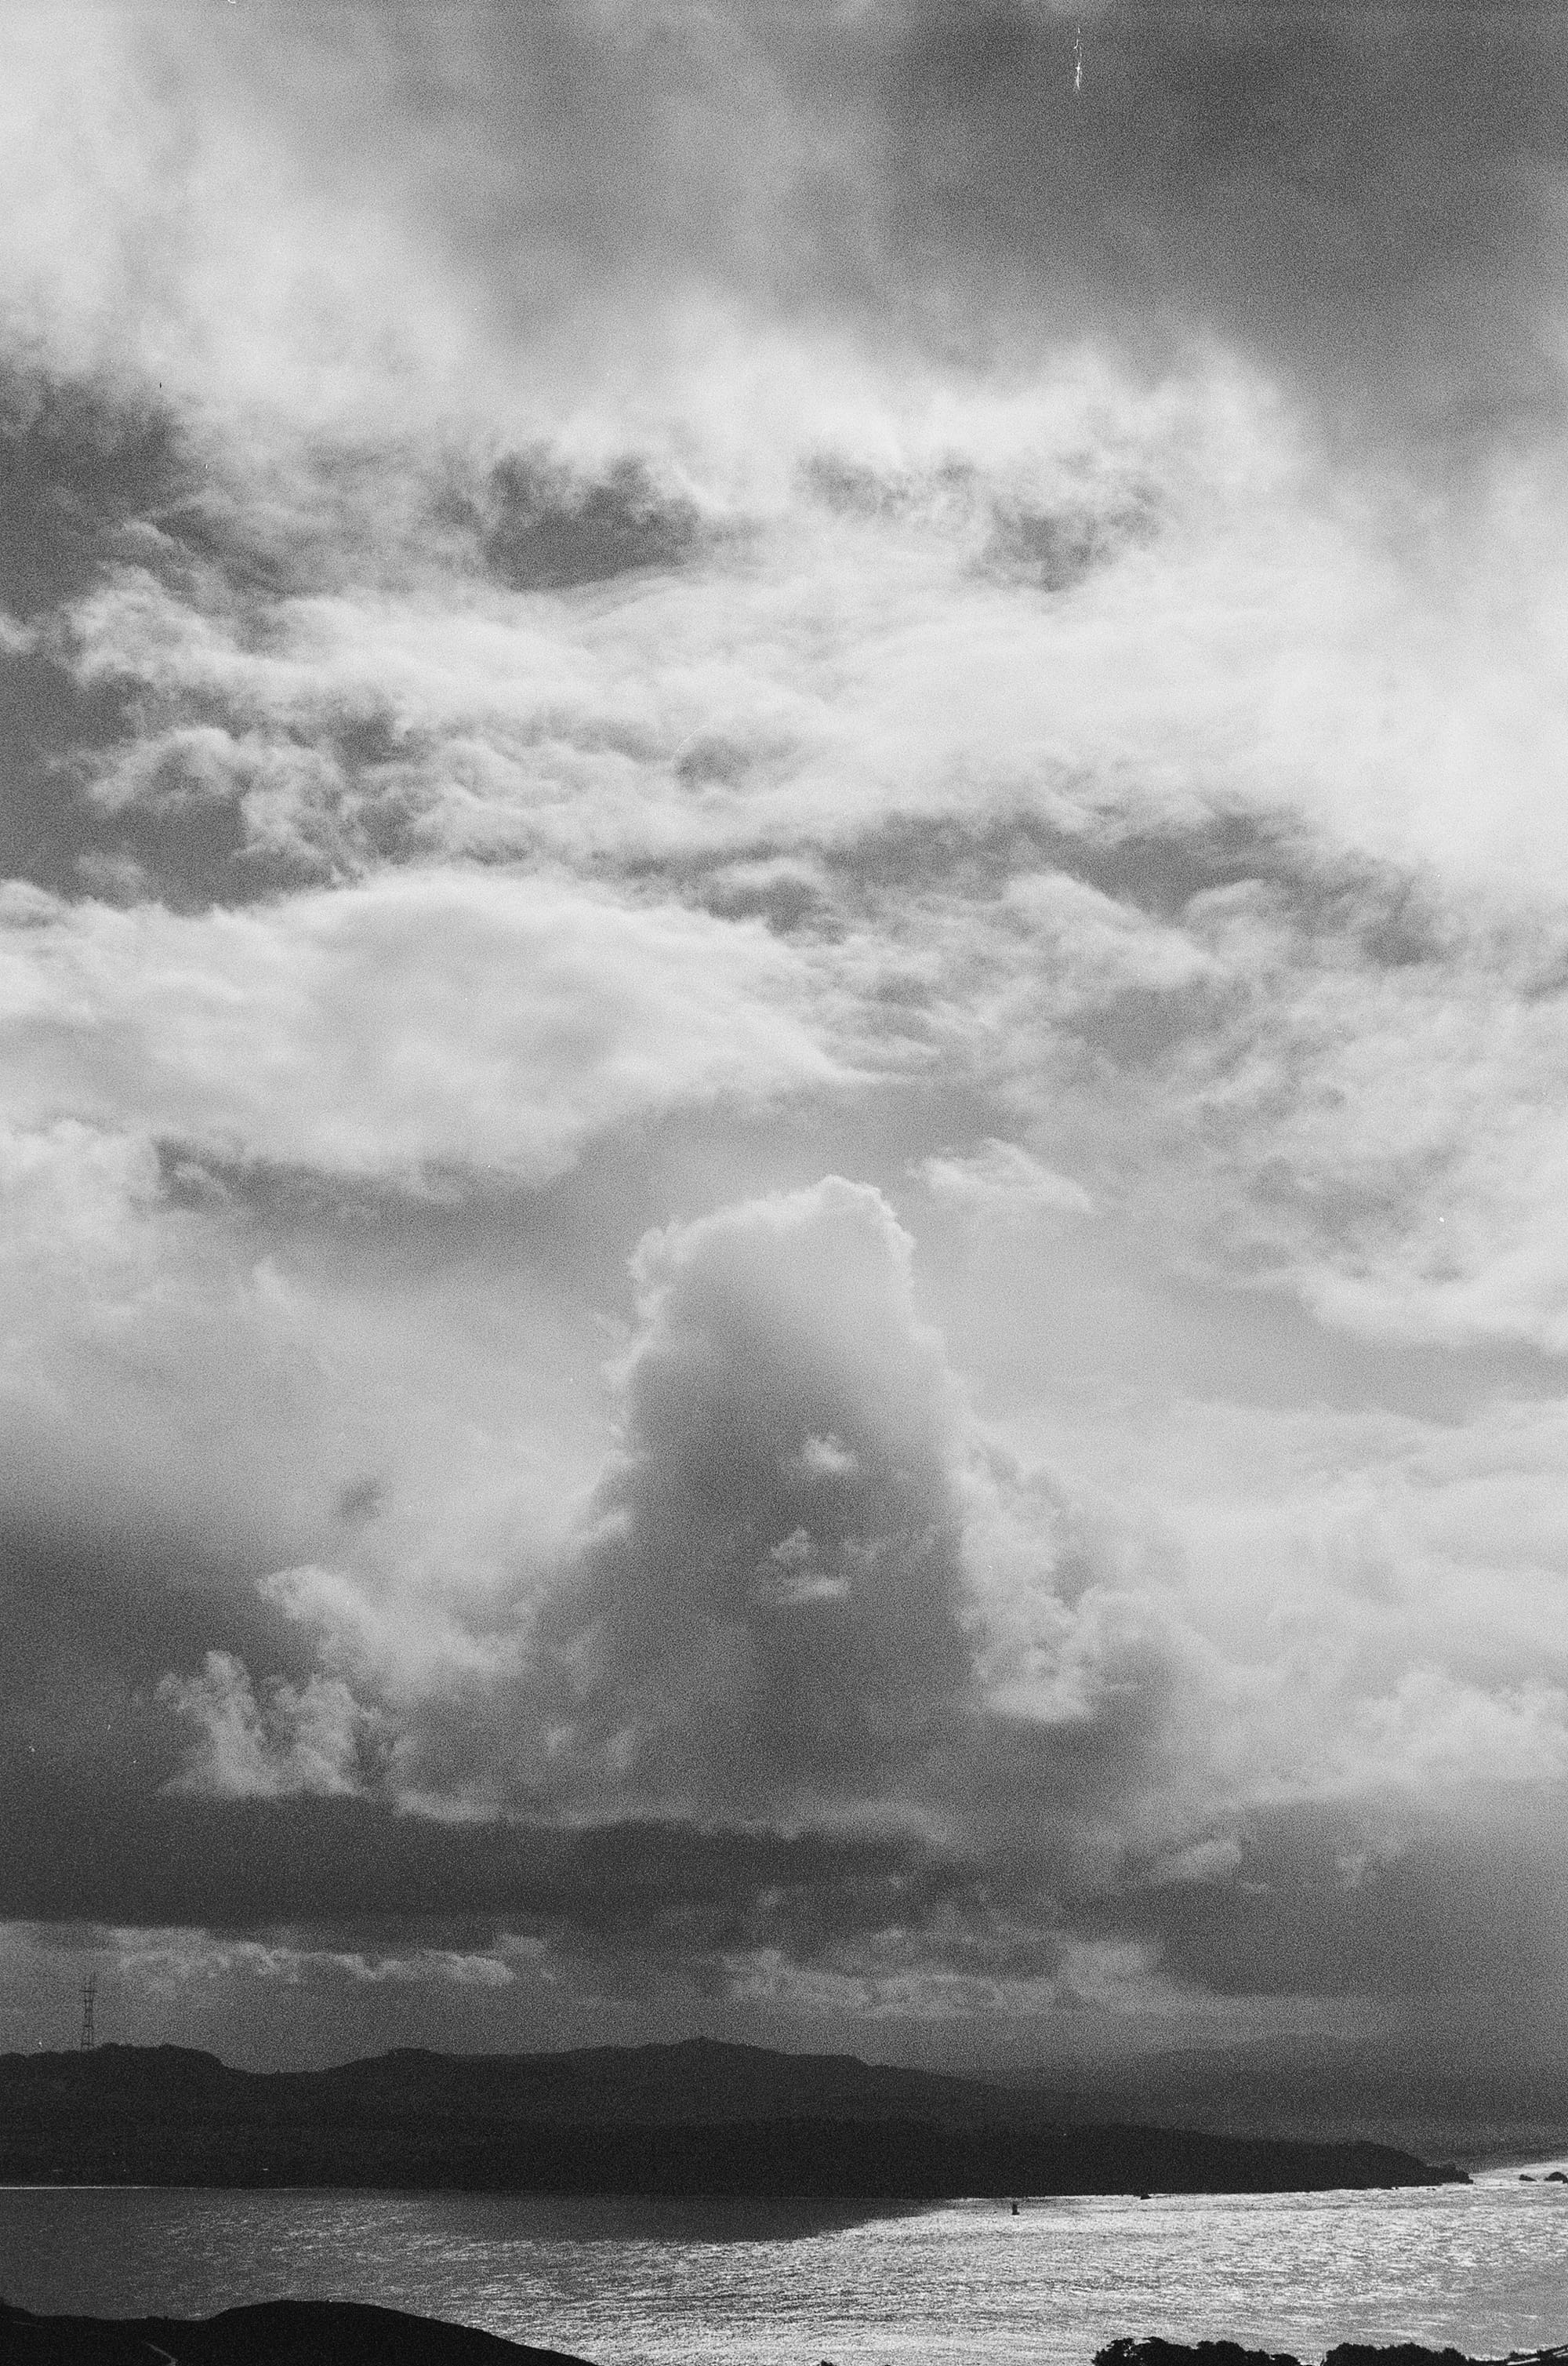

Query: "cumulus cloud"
<box><xmin>528</xmin><ymin>1177</ymin><xmax>980</xmax><ymax>1820</ymax></box>
<box><xmin>158</xmin><ymin>1650</ymin><xmax>379</xmax><ymax>1801</ymax></box>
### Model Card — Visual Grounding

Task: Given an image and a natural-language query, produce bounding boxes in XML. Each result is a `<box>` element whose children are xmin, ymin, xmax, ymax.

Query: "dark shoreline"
<box><xmin>1098</xmin><ymin>2343</ymin><xmax>1568</xmax><ymax>2366</ymax></box>
<box><xmin>0</xmin><ymin>2118</ymin><xmax>1465</xmax><ymax>2196</ymax></box>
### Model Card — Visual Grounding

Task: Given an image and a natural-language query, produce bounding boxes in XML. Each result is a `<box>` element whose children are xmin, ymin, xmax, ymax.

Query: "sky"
<box><xmin>2</xmin><ymin>0</ymin><xmax>1568</xmax><ymax>2115</ymax></box>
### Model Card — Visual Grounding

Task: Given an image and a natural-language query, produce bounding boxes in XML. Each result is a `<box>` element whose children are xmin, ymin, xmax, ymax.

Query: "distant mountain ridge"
<box><xmin>1032</xmin><ymin>2035</ymin><xmax>1568</xmax><ymax>2160</ymax></box>
<box><xmin>0</xmin><ymin>2037</ymin><xmax>1465</xmax><ymax>2194</ymax></box>
<box><xmin>0</xmin><ymin>2033</ymin><xmax>1031</xmax><ymax>2126</ymax></box>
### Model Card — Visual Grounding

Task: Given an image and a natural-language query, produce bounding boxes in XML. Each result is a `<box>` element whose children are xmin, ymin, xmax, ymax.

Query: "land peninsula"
<box><xmin>0</xmin><ymin>2037</ymin><xmax>1465</xmax><ymax>2194</ymax></box>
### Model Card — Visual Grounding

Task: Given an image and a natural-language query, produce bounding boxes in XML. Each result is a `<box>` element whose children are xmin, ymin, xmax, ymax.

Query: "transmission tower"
<box><xmin>79</xmin><ymin>1971</ymin><xmax>96</xmax><ymax>2052</ymax></box>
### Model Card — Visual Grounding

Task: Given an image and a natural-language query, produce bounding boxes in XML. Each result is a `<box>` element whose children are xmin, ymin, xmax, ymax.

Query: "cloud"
<box><xmin>2</xmin><ymin>869</ymin><xmax>843</xmax><ymax>1187</ymax></box>
<box><xmin>119</xmin><ymin>1174</ymin><xmax>1568</xmax><ymax>2034</ymax></box>
<box><xmin>27</xmin><ymin>369</ymin><xmax>1563</xmax><ymax>1356</ymax></box>
<box><xmin>2</xmin><ymin>0</ymin><xmax>1567</xmax><ymax>2097</ymax></box>
<box><xmin>158</xmin><ymin>1650</ymin><xmax>379</xmax><ymax>1801</ymax></box>
<box><xmin>131</xmin><ymin>1176</ymin><xmax>1203</xmax><ymax>1977</ymax></box>
<box><xmin>876</xmin><ymin>2</ymin><xmax>1568</xmax><ymax>431</ymax></box>
<box><xmin>9</xmin><ymin>1107</ymin><xmax>1567</xmax><ymax>2062</ymax></box>
<box><xmin>916</xmin><ymin>1139</ymin><xmax>1094</xmax><ymax>1221</ymax></box>
<box><xmin>477</xmin><ymin>452</ymin><xmax>705</xmax><ymax>593</ymax></box>
<box><xmin>526</xmin><ymin>1177</ymin><xmax>980</xmax><ymax>1821</ymax></box>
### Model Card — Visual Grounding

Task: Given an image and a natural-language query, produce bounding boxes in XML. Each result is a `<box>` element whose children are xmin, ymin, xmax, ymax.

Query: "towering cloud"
<box><xmin>532</xmin><ymin>1180</ymin><xmax>976</xmax><ymax>1819</ymax></box>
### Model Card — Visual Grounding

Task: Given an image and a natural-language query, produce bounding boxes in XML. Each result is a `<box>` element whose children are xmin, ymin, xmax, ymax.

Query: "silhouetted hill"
<box><xmin>0</xmin><ymin>2297</ymin><xmax>590</xmax><ymax>2365</ymax></box>
<box><xmin>0</xmin><ymin>2039</ymin><xmax>1465</xmax><ymax>2194</ymax></box>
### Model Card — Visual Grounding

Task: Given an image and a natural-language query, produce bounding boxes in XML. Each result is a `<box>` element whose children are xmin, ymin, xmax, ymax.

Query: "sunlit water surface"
<box><xmin>2</xmin><ymin>2171</ymin><xmax>1566</xmax><ymax>2366</ymax></box>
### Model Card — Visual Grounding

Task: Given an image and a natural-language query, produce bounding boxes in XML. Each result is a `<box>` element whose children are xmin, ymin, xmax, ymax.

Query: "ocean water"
<box><xmin>1</xmin><ymin>2168</ymin><xmax>1565</xmax><ymax>2366</ymax></box>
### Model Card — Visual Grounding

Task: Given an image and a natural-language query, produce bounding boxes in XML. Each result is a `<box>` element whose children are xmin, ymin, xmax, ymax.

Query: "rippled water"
<box><xmin>2</xmin><ymin>2170</ymin><xmax>1566</xmax><ymax>2366</ymax></box>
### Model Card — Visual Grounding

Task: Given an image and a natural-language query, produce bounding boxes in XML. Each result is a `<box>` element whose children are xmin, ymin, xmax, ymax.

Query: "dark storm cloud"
<box><xmin>875</xmin><ymin>2</ymin><xmax>1568</xmax><ymax>424</ymax></box>
<box><xmin>0</xmin><ymin>1777</ymin><xmax>929</xmax><ymax>1943</ymax></box>
<box><xmin>0</xmin><ymin>1514</ymin><xmax>331</xmax><ymax>1774</ymax></box>
<box><xmin>1090</xmin><ymin>1794</ymin><xmax>1568</xmax><ymax>2021</ymax></box>
<box><xmin>7</xmin><ymin>1695</ymin><xmax>1563</xmax><ymax>2049</ymax></box>
<box><xmin>299</xmin><ymin>2</ymin><xmax>1568</xmax><ymax>434</ymax></box>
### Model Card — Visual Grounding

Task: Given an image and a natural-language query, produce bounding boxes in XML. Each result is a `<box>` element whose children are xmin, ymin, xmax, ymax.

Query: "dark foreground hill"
<box><xmin>0</xmin><ymin>2299</ymin><xmax>589</xmax><ymax>2364</ymax></box>
<box><xmin>0</xmin><ymin>2038</ymin><xmax>1466</xmax><ymax>2194</ymax></box>
<box><xmin>1096</xmin><ymin>2342</ymin><xmax>1568</xmax><ymax>2366</ymax></box>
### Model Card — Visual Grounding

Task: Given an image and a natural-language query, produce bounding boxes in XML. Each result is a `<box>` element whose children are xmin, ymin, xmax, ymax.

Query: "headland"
<box><xmin>0</xmin><ymin>2038</ymin><xmax>1466</xmax><ymax>2194</ymax></box>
